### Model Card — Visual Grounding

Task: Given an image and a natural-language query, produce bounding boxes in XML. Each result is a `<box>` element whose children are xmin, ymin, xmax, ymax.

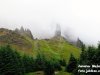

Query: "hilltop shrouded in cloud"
<box><xmin>0</xmin><ymin>0</ymin><xmax>100</xmax><ymax>45</ymax></box>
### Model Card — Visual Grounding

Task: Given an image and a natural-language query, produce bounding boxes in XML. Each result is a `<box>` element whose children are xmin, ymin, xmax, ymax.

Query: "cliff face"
<box><xmin>15</xmin><ymin>26</ymin><xmax>34</xmax><ymax>39</ymax></box>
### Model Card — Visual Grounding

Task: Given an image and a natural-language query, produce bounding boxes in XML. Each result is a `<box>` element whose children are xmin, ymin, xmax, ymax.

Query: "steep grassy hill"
<box><xmin>0</xmin><ymin>28</ymin><xmax>81</xmax><ymax>75</ymax></box>
<box><xmin>32</xmin><ymin>37</ymin><xmax>81</xmax><ymax>62</ymax></box>
<box><xmin>0</xmin><ymin>28</ymin><xmax>81</xmax><ymax>61</ymax></box>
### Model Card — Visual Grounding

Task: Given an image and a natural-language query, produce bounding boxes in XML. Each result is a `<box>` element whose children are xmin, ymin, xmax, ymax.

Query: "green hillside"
<box><xmin>32</xmin><ymin>38</ymin><xmax>80</xmax><ymax>62</ymax></box>
<box><xmin>0</xmin><ymin>28</ymin><xmax>81</xmax><ymax>60</ymax></box>
<box><xmin>0</xmin><ymin>28</ymin><xmax>81</xmax><ymax>75</ymax></box>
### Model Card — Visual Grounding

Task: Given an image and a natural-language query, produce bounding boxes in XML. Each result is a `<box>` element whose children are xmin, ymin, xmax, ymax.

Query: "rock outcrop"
<box><xmin>76</xmin><ymin>38</ymin><xmax>84</xmax><ymax>48</ymax></box>
<box><xmin>54</xmin><ymin>24</ymin><xmax>61</xmax><ymax>37</ymax></box>
<box><xmin>0</xmin><ymin>28</ymin><xmax>32</xmax><ymax>48</ymax></box>
<box><xmin>15</xmin><ymin>26</ymin><xmax>34</xmax><ymax>39</ymax></box>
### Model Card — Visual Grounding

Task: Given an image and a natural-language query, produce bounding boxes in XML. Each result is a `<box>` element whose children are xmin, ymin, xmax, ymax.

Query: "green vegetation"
<box><xmin>0</xmin><ymin>45</ymin><xmax>24</xmax><ymax>75</ymax></box>
<box><xmin>1</xmin><ymin>27</ymin><xmax>100</xmax><ymax>75</ymax></box>
<box><xmin>71</xmin><ymin>43</ymin><xmax>100</xmax><ymax>75</ymax></box>
<box><xmin>0</xmin><ymin>28</ymin><xmax>81</xmax><ymax>61</ymax></box>
<box><xmin>0</xmin><ymin>45</ymin><xmax>65</xmax><ymax>75</ymax></box>
<box><xmin>65</xmin><ymin>54</ymin><xmax>77</xmax><ymax>73</ymax></box>
<box><xmin>31</xmin><ymin>39</ymin><xmax>81</xmax><ymax>62</ymax></box>
<box><xmin>56</xmin><ymin>71</ymin><xmax>71</xmax><ymax>75</ymax></box>
<box><xmin>0</xmin><ymin>28</ymin><xmax>81</xmax><ymax>75</ymax></box>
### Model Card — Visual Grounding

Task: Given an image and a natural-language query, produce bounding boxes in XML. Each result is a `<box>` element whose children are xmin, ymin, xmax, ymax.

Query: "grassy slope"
<box><xmin>9</xmin><ymin>37</ymin><xmax>80</xmax><ymax>75</ymax></box>
<box><xmin>0</xmin><ymin>29</ymin><xmax>81</xmax><ymax>75</ymax></box>
<box><xmin>0</xmin><ymin>29</ymin><xmax>81</xmax><ymax>60</ymax></box>
<box><xmin>25</xmin><ymin>38</ymin><xmax>80</xmax><ymax>75</ymax></box>
<box><xmin>36</xmin><ymin>38</ymin><xmax>81</xmax><ymax>62</ymax></box>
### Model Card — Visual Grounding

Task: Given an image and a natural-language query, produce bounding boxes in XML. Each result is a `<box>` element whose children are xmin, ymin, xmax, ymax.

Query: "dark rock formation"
<box><xmin>54</xmin><ymin>24</ymin><xmax>61</xmax><ymax>37</ymax></box>
<box><xmin>25</xmin><ymin>29</ymin><xmax>34</xmax><ymax>39</ymax></box>
<box><xmin>76</xmin><ymin>38</ymin><xmax>84</xmax><ymax>48</ymax></box>
<box><xmin>15</xmin><ymin>26</ymin><xmax>34</xmax><ymax>39</ymax></box>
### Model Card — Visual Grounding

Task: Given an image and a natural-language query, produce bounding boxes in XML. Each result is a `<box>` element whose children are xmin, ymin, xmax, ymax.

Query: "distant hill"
<box><xmin>0</xmin><ymin>27</ymin><xmax>81</xmax><ymax>61</ymax></box>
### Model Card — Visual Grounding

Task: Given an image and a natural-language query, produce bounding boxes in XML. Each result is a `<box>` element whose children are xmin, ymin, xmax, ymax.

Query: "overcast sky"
<box><xmin>0</xmin><ymin>0</ymin><xmax>100</xmax><ymax>45</ymax></box>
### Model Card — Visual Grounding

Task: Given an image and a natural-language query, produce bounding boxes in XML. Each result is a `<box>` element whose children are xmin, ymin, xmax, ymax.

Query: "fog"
<box><xmin>0</xmin><ymin>0</ymin><xmax>100</xmax><ymax>45</ymax></box>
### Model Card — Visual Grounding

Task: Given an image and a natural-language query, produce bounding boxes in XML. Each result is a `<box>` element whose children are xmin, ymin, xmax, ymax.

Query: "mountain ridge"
<box><xmin>0</xmin><ymin>27</ymin><xmax>81</xmax><ymax>61</ymax></box>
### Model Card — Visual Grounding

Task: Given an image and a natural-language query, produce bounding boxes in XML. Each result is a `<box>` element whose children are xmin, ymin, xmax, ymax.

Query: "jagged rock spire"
<box><xmin>55</xmin><ymin>24</ymin><xmax>61</xmax><ymax>37</ymax></box>
<box><xmin>15</xmin><ymin>26</ymin><xmax>34</xmax><ymax>39</ymax></box>
<box><xmin>20</xmin><ymin>26</ymin><xmax>25</xmax><ymax>34</ymax></box>
<box><xmin>25</xmin><ymin>29</ymin><xmax>34</xmax><ymax>39</ymax></box>
<box><xmin>76</xmin><ymin>38</ymin><xmax>84</xmax><ymax>48</ymax></box>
